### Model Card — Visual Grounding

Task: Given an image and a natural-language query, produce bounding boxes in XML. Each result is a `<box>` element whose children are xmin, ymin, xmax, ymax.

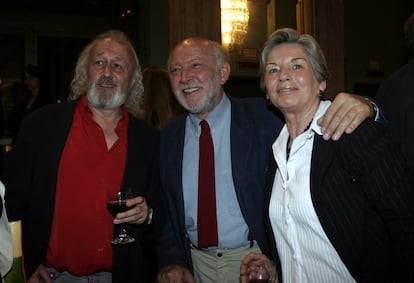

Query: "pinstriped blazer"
<box><xmin>264</xmin><ymin>118</ymin><xmax>414</xmax><ymax>283</ymax></box>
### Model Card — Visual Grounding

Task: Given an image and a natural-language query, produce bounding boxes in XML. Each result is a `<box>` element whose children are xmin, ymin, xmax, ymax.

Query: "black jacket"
<box><xmin>3</xmin><ymin>100</ymin><xmax>161</xmax><ymax>283</ymax></box>
<box><xmin>264</xmin><ymin>119</ymin><xmax>414</xmax><ymax>283</ymax></box>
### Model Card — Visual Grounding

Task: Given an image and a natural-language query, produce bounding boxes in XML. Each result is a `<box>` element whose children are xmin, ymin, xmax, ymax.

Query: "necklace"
<box><xmin>286</xmin><ymin>119</ymin><xmax>313</xmax><ymax>160</ymax></box>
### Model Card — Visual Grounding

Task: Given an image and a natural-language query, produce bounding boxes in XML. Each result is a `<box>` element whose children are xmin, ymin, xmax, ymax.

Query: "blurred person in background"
<box><xmin>22</xmin><ymin>64</ymin><xmax>53</xmax><ymax>114</ymax></box>
<box><xmin>141</xmin><ymin>67</ymin><xmax>185</xmax><ymax>128</ymax></box>
<box><xmin>376</xmin><ymin>11</ymin><xmax>414</xmax><ymax>173</ymax></box>
<box><xmin>9</xmin><ymin>65</ymin><xmax>53</xmax><ymax>144</ymax></box>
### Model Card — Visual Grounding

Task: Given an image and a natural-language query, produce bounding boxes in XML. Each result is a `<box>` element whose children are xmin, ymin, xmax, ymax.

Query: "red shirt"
<box><xmin>46</xmin><ymin>95</ymin><xmax>128</xmax><ymax>275</ymax></box>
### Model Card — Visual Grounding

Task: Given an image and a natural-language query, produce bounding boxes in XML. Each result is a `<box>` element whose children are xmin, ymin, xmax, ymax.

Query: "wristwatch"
<box><xmin>146</xmin><ymin>207</ymin><xmax>153</xmax><ymax>225</ymax></box>
<box><xmin>364</xmin><ymin>96</ymin><xmax>380</xmax><ymax>121</ymax></box>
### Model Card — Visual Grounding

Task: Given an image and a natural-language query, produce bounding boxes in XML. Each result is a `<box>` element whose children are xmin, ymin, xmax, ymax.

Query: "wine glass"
<box><xmin>248</xmin><ymin>265</ymin><xmax>273</xmax><ymax>283</ymax></box>
<box><xmin>107</xmin><ymin>188</ymin><xmax>136</xmax><ymax>245</ymax></box>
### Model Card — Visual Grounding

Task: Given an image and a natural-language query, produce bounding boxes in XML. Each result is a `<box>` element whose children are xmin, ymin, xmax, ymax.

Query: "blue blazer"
<box><xmin>158</xmin><ymin>95</ymin><xmax>283</xmax><ymax>271</ymax></box>
<box><xmin>264</xmin><ymin>119</ymin><xmax>414</xmax><ymax>283</ymax></box>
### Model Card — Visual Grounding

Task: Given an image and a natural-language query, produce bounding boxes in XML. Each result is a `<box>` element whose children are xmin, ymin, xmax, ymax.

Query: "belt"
<box><xmin>190</xmin><ymin>239</ymin><xmax>255</xmax><ymax>251</ymax></box>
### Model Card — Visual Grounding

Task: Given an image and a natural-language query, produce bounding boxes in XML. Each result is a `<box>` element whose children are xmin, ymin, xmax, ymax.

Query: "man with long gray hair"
<box><xmin>3</xmin><ymin>29</ymin><xmax>161</xmax><ymax>283</ymax></box>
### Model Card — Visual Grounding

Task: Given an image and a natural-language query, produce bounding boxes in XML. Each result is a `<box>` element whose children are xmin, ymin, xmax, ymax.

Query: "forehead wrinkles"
<box><xmin>91</xmin><ymin>39</ymin><xmax>132</xmax><ymax>61</ymax></box>
<box><xmin>172</xmin><ymin>44</ymin><xmax>213</xmax><ymax>64</ymax></box>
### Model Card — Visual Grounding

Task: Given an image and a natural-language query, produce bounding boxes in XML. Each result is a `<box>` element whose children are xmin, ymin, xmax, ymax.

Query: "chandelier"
<box><xmin>221</xmin><ymin>0</ymin><xmax>249</xmax><ymax>51</ymax></box>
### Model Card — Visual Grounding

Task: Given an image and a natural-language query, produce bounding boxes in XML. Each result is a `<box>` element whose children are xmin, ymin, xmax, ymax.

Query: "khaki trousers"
<box><xmin>190</xmin><ymin>241</ymin><xmax>261</xmax><ymax>283</ymax></box>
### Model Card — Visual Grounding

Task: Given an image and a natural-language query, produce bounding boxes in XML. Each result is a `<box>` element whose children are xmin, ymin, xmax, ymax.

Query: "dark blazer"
<box><xmin>2</xmin><ymin>100</ymin><xmax>161</xmax><ymax>283</ymax></box>
<box><xmin>158</xmin><ymin>95</ymin><xmax>283</xmax><ymax>271</ymax></box>
<box><xmin>264</xmin><ymin>119</ymin><xmax>414</xmax><ymax>283</ymax></box>
<box><xmin>376</xmin><ymin>55</ymin><xmax>414</xmax><ymax>171</ymax></box>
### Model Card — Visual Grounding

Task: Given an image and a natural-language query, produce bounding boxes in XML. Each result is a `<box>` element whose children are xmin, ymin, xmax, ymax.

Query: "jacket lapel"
<box><xmin>310</xmin><ymin>136</ymin><xmax>335</xmax><ymax>203</ymax></box>
<box><xmin>230</xmin><ymin>98</ymin><xmax>253</xmax><ymax>193</ymax></box>
<box><xmin>162</xmin><ymin>115</ymin><xmax>187</xmax><ymax>228</ymax></box>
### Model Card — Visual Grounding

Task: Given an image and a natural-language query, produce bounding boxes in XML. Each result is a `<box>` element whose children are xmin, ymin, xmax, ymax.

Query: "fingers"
<box><xmin>240</xmin><ymin>253</ymin><xmax>278</xmax><ymax>283</ymax></box>
<box><xmin>27</xmin><ymin>264</ymin><xmax>53</xmax><ymax>283</ymax></box>
<box><xmin>240</xmin><ymin>253</ymin><xmax>267</xmax><ymax>280</ymax></box>
<box><xmin>114</xmin><ymin>196</ymin><xmax>149</xmax><ymax>225</ymax></box>
<box><xmin>27</xmin><ymin>276</ymin><xmax>41</xmax><ymax>283</ymax></box>
<box><xmin>318</xmin><ymin>92</ymin><xmax>371</xmax><ymax>140</ymax></box>
<box><xmin>318</xmin><ymin>110</ymin><xmax>358</xmax><ymax>140</ymax></box>
<box><xmin>240</xmin><ymin>273</ymin><xmax>249</xmax><ymax>283</ymax></box>
<box><xmin>157</xmin><ymin>265</ymin><xmax>195</xmax><ymax>283</ymax></box>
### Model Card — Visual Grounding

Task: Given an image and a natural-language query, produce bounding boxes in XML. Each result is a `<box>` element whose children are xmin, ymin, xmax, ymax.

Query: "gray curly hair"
<box><xmin>68</xmin><ymin>29</ymin><xmax>144</xmax><ymax>118</ymax></box>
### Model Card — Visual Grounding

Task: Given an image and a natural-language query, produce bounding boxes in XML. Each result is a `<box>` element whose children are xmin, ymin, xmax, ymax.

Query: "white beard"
<box><xmin>87</xmin><ymin>79</ymin><xmax>127</xmax><ymax>110</ymax></box>
<box><xmin>174</xmin><ymin>72</ymin><xmax>222</xmax><ymax>115</ymax></box>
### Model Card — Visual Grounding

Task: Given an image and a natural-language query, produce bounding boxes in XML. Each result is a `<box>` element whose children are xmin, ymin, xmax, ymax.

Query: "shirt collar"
<box><xmin>187</xmin><ymin>94</ymin><xmax>230</xmax><ymax>135</ymax></box>
<box><xmin>309</xmin><ymin>100</ymin><xmax>331</xmax><ymax>136</ymax></box>
<box><xmin>76</xmin><ymin>94</ymin><xmax>129</xmax><ymax>133</ymax></box>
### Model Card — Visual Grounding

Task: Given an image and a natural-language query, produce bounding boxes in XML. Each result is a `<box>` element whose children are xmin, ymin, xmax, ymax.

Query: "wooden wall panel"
<box><xmin>168</xmin><ymin>0</ymin><xmax>221</xmax><ymax>48</ymax></box>
<box><xmin>315</xmin><ymin>0</ymin><xmax>344</xmax><ymax>98</ymax></box>
<box><xmin>297</xmin><ymin>0</ymin><xmax>344</xmax><ymax>97</ymax></box>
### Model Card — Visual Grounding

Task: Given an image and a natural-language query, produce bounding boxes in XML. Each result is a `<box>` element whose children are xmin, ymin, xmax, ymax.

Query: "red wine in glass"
<box><xmin>107</xmin><ymin>200</ymin><xmax>129</xmax><ymax>217</ymax></box>
<box><xmin>107</xmin><ymin>189</ymin><xmax>136</xmax><ymax>245</ymax></box>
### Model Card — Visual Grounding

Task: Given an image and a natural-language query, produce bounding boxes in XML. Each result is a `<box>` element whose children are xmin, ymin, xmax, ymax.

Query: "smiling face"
<box><xmin>168</xmin><ymin>38</ymin><xmax>230</xmax><ymax>119</ymax></box>
<box><xmin>86</xmin><ymin>38</ymin><xmax>136</xmax><ymax>111</ymax></box>
<box><xmin>265</xmin><ymin>43</ymin><xmax>326</xmax><ymax>116</ymax></box>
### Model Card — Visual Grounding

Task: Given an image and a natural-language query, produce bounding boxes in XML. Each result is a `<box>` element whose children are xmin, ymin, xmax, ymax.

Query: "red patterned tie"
<box><xmin>197</xmin><ymin>120</ymin><xmax>218</xmax><ymax>248</ymax></box>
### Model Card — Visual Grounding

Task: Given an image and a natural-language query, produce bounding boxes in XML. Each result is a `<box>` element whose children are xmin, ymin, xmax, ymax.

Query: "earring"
<box><xmin>319</xmin><ymin>90</ymin><xmax>326</xmax><ymax>100</ymax></box>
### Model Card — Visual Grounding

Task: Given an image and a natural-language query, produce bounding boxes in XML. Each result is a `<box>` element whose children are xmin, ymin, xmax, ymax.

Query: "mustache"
<box><xmin>96</xmin><ymin>77</ymin><xmax>117</xmax><ymax>87</ymax></box>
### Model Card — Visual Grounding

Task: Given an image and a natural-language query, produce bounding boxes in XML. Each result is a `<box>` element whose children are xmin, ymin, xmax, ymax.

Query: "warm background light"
<box><xmin>221</xmin><ymin>0</ymin><xmax>249</xmax><ymax>50</ymax></box>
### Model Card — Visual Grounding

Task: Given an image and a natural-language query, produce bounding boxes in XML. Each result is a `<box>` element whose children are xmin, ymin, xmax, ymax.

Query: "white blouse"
<box><xmin>269</xmin><ymin>100</ymin><xmax>356</xmax><ymax>283</ymax></box>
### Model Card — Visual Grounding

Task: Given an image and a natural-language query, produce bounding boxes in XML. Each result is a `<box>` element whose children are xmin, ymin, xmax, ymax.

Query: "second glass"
<box><xmin>248</xmin><ymin>265</ymin><xmax>273</xmax><ymax>283</ymax></box>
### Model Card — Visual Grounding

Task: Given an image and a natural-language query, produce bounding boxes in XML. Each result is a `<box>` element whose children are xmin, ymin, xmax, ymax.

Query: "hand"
<box><xmin>240</xmin><ymin>253</ymin><xmax>278</xmax><ymax>283</ymax></box>
<box><xmin>156</xmin><ymin>265</ymin><xmax>196</xmax><ymax>283</ymax></box>
<box><xmin>27</xmin><ymin>264</ymin><xmax>52</xmax><ymax>283</ymax></box>
<box><xmin>317</xmin><ymin>92</ymin><xmax>372</xmax><ymax>140</ymax></box>
<box><xmin>113</xmin><ymin>196</ymin><xmax>150</xmax><ymax>225</ymax></box>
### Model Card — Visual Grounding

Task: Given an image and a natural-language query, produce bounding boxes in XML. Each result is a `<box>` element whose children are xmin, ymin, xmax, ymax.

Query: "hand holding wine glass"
<box><xmin>107</xmin><ymin>188</ymin><xmax>136</xmax><ymax>245</ymax></box>
<box><xmin>240</xmin><ymin>253</ymin><xmax>278</xmax><ymax>283</ymax></box>
<box><xmin>248</xmin><ymin>265</ymin><xmax>272</xmax><ymax>283</ymax></box>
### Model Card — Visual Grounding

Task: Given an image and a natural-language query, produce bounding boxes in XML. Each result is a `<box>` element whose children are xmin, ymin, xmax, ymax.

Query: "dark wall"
<box><xmin>224</xmin><ymin>76</ymin><xmax>263</xmax><ymax>98</ymax></box>
<box><xmin>344</xmin><ymin>0</ymin><xmax>414</xmax><ymax>97</ymax></box>
<box><xmin>137</xmin><ymin>0</ymin><xmax>169</xmax><ymax>69</ymax></box>
<box><xmin>1</xmin><ymin>0</ymin><xmax>413</xmax><ymax>102</ymax></box>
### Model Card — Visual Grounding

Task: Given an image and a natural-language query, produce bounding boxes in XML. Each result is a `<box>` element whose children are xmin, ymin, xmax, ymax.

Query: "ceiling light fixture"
<box><xmin>221</xmin><ymin>0</ymin><xmax>249</xmax><ymax>53</ymax></box>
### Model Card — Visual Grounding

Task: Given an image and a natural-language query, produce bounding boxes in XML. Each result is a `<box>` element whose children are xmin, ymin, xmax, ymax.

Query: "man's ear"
<box><xmin>219</xmin><ymin>62</ymin><xmax>231</xmax><ymax>85</ymax></box>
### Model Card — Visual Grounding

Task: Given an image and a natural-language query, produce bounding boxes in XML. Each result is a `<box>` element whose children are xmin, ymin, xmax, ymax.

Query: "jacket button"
<box><xmin>349</xmin><ymin>176</ymin><xmax>359</xmax><ymax>184</ymax></box>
